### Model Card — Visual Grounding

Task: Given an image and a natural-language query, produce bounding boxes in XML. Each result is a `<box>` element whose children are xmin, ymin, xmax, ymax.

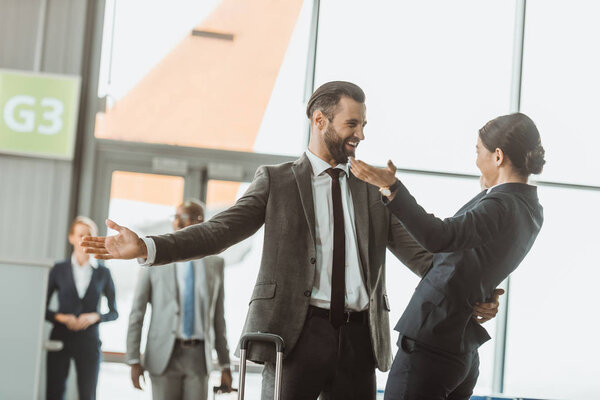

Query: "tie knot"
<box><xmin>325</xmin><ymin>168</ymin><xmax>343</xmax><ymax>180</ymax></box>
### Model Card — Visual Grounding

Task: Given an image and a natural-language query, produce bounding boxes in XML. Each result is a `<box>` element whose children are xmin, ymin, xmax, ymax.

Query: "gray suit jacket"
<box><xmin>126</xmin><ymin>256</ymin><xmax>230</xmax><ymax>375</ymax></box>
<box><xmin>149</xmin><ymin>154</ymin><xmax>432</xmax><ymax>371</ymax></box>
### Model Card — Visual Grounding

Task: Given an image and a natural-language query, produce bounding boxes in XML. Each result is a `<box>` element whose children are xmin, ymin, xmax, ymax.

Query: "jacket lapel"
<box><xmin>65</xmin><ymin>261</ymin><xmax>80</xmax><ymax>300</ymax></box>
<box><xmin>348</xmin><ymin>173</ymin><xmax>371</xmax><ymax>288</ymax></box>
<box><xmin>291</xmin><ymin>154</ymin><xmax>316</xmax><ymax>249</ymax></box>
<box><xmin>170</xmin><ymin>264</ymin><xmax>179</xmax><ymax>307</ymax></box>
<box><xmin>199</xmin><ymin>258</ymin><xmax>213</xmax><ymax>331</ymax></box>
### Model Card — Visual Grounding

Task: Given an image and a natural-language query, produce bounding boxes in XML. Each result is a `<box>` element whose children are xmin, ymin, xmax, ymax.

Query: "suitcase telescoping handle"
<box><xmin>238</xmin><ymin>333</ymin><xmax>285</xmax><ymax>400</ymax></box>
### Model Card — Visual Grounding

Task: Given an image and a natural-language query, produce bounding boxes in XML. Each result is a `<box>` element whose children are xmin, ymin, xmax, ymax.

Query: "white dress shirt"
<box><xmin>71</xmin><ymin>254</ymin><xmax>98</xmax><ymax>298</ymax></box>
<box><xmin>175</xmin><ymin>260</ymin><xmax>207</xmax><ymax>340</ymax></box>
<box><xmin>304</xmin><ymin>150</ymin><xmax>369</xmax><ymax>312</ymax></box>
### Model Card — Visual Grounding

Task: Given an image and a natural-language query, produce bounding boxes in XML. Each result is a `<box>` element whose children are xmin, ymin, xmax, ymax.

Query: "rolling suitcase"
<box><xmin>237</xmin><ymin>332</ymin><xmax>285</xmax><ymax>400</ymax></box>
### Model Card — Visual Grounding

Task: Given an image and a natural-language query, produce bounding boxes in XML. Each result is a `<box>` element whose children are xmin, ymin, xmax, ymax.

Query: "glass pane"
<box><xmin>503</xmin><ymin>186</ymin><xmax>600</xmax><ymax>399</ymax></box>
<box><xmin>376</xmin><ymin>173</ymin><xmax>497</xmax><ymax>394</ymax></box>
<box><xmin>205</xmin><ymin>180</ymin><xmax>264</xmax><ymax>355</ymax></box>
<box><xmin>99</xmin><ymin>171</ymin><xmax>184</xmax><ymax>353</ymax></box>
<box><xmin>314</xmin><ymin>0</ymin><xmax>515</xmax><ymax>175</ymax></box>
<box><xmin>96</xmin><ymin>0</ymin><xmax>312</xmax><ymax>156</ymax></box>
<box><xmin>520</xmin><ymin>0</ymin><xmax>600</xmax><ymax>186</ymax></box>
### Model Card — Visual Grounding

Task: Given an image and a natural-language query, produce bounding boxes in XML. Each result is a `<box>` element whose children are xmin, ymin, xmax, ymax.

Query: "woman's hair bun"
<box><xmin>525</xmin><ymin>143</ymin><xmax>545</xmax><ymax>175</ymax></box>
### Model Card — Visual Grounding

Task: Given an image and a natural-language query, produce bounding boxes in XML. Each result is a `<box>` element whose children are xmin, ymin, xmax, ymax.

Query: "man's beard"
<box><xmin>324</xmin><ymin>125</ymin><xmax>355</xmax><ymax>164</ymax></box>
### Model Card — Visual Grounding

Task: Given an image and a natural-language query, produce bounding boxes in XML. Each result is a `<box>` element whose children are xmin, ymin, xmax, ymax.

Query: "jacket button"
<box><xmin>310</xmin><ymin>257</ymin><xmax>316</xmax><ymax>264</ymax></box>
<box><xmin>304</xmin><ymin>290</ymin><xmax>311</xmax><ymax>297</ymax></box>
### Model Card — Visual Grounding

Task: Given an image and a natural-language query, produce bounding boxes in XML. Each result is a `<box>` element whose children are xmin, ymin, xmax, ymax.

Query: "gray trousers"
<box><xmin>150</xmin><ymin>341</ymin><xmax>209</xmax><ymax>400</ymax></box>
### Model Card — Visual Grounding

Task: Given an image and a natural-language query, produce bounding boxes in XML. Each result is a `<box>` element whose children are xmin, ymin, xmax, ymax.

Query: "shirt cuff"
<box><xmin>220</xmin><ymin>363</ymin><xmax>231</xmax><ymax>370</ymax></box>
<box><xmin>127</xmin><ymin>359</ymin><xmax>141</xmax><ymax>365</ymax></box>
<box><xmin>137</xmin><ymin>237</ymin><xmax>156</xmax><ymax>266</ymax></box>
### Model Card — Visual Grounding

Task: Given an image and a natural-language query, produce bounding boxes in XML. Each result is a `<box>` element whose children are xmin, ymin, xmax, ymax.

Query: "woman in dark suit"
<box><xmin>350</xmin><ymin>113</ymin><xmax>545</xmax><ymax>400</ymax></box>
<box><xmin>45</xmin><ymin>216</ymin><xmax>118</xmax><ymax>400</ymax></box>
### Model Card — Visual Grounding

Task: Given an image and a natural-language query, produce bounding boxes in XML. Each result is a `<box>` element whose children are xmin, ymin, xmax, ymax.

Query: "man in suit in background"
<box><xmin>126</xmin><ymin>200</ymin><xmax>232</xmax><ymax>400</ymax></box>
<box><xmin>83</xmin><ymin>81</ymin><xmax>501</xmax><ymax>400</ymax></box>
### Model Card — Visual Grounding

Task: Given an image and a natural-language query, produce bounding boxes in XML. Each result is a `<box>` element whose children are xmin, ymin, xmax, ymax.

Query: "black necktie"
<box><xmin>325</xmin><ymin>168</ymin><xmax>345</xmax><ymax>328</ymax></box>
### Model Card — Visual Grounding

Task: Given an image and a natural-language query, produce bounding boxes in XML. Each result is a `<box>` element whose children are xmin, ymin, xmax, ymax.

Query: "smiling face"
<box><xmin>321</xmin><ymin>96</ymin><xmax>366</xmax><ymax>164</ymax></box>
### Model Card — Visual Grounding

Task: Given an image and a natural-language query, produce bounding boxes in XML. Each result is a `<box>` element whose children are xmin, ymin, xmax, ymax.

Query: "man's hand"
<box><xmin>349</xmin><ymin>157</ymin><xmax>398</xmax><ymax>189</ymax></box>
<box><xmin>74</xmin><ymin>312</ymin><xmax>100</xmax><ymax>330</ymax></box>
<box><xmin>80</xmin><ymin>219</ymin><xmax>147</xmax><ymax>260</ymax></box>
<box><xmin>130</xmin><ymin>363</ymin><xmax>145</xmax><ymax>390</ymax></box>
<box><xmin>55</xmin><ymin>313</ymin><xmax>80</xmax><ymax>331</ymax></box>
<box><xmin>473</xmin><ymin>288</ymin><xmax>505</xmax><ymax>324</ymax></box>
<box><xmin>219</xmin><ymin>368</ymin><xmax>233</xmax><ymax>393</ymax></box>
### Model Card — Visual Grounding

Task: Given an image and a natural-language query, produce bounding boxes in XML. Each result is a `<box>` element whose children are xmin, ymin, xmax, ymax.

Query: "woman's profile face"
<box><xmin>475</xmin><ymin>135</ymin><xmax>498</xmax><ymax>188</ymax></box>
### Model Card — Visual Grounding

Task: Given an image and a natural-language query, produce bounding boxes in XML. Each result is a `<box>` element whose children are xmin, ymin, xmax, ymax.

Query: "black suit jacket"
<box><xmin>387</xmin><ymin>182</ymin><xmax>543</xmax><ymax>354</ymax></box>
<box><xmin>45</xmin><ymin>260</ymin><xmax>118</xmax><ymax>341</ymax></box>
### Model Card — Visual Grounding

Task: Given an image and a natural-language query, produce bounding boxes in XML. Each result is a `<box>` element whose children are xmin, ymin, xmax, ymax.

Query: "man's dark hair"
<box><xmin>306</xmin><ymin>81</ymin><xmax>365</xmax><ymax>121</ymax></box>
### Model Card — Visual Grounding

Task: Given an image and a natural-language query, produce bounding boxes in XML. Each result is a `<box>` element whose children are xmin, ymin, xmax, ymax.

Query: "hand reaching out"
<box><xmin>349</xmin><ymin>157</ymin><xmax>398</xmax><ymax>189</ymax></box>
<box><xmin>80</xmin><ymin>219</ymin><xmax>147</xmax><ymax>260</ymax></box>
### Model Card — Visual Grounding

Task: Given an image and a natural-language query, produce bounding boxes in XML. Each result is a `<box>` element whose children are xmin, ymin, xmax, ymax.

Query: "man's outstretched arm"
<box><xmin>82</xmin><ymin>167</ymin><xmax>270</xmax><ymax>264</ymax></box>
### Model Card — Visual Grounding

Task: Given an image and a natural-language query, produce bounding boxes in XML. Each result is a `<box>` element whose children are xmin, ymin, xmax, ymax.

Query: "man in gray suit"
<box><xmin>83</xmin><ymin>81</ymin><xmax>500</xmax><ymax>400</ymax></box>
<box><xmin>125</xmin><ymin>200</ymin><xmax>232</xmax><ymax>400</ymax></box>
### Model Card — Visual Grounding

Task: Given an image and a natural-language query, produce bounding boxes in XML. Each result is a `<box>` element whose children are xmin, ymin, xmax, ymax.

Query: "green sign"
<box><xmin>0</xmin><ymin>69</ymin><xmax>80</xmax><ymax>159</ymax></box>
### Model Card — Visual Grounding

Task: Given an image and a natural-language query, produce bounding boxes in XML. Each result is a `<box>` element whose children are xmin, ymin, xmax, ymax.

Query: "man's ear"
<box><xmin>313</xmin><ymin>110</ymin><xmax>327</xmax><ymax>132</ymax></box>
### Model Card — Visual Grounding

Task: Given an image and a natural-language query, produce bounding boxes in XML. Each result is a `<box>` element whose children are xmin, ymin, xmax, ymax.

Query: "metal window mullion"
<box><xmin>491</xmin><ymin>0</ymin><xmax>527</xmax><ymax>394</ymax></box>
<box><xmin>304</xmin><ymin>0</ymin><xmax>321</xmax><ymax>145</ymax></box>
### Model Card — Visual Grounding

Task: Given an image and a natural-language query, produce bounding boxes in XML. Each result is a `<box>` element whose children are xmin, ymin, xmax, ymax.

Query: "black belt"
<box><xmin>175</xmin><ymin>338</ymin><xmax>203</xmax><ymax>348</ymax></box>
<box><xmin>308</xmin><ymin>305</ymin><xmax>368</xmax><ymax>325</ymax></box>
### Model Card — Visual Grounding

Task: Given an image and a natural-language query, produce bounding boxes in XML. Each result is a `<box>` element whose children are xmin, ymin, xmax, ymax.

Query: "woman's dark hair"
<box><xmin>479</xmin><ymin>112</ymin><xmax>545</xmax><ymax>176</ymax></box>
<box><xmin>306</xmin><ymin>81</ymin><xmax>365</xmax><ymax>121</ymax></box>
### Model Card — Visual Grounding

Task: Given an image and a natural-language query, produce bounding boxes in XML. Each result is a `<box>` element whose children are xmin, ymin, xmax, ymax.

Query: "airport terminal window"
<box><xmin>503</xmin><ymin>185</ymin><xmax>600</xmax><ymax>399</ymax></box>
<box><xmin>519</xmin><ymin>0</ymin><xmax>600</xmax><ymax>186</ymax></box>
<box><xmin>313</xmin><ymin>0</ymin><xmax>515</xmax><ymax>175</ymax></box>
<box><xmin>95</xmin><ymin>0</ymin><xmax>313</xmax><ymax>156</ymax></box>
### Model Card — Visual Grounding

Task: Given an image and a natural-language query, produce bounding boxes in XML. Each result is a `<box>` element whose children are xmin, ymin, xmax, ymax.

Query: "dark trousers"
<box><xmin>261</xmin><ymin>309</ymin><xmax>376</xmax><ymax>400</ymax></box>
<box><xmin>384</xmin><ymin>336</ymin><xmax>479</xmax><ymax>400</ymax></box>
<box><xmin>46</xmin><ymin>336</ymin><xmax>101</xmax><ymax>400</ymax></box>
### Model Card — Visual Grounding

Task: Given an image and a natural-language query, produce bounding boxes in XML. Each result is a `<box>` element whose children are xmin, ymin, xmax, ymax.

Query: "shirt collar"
<box><xmin>486</xmin><ymin>183</ymin><xmax>501</xmax><ymax>194</ymax></box>
<box><xmin>304</xmin><ymin>149</ymin><xmax>349</xmax><ymax>177</ymax></box>
<box><xmin>71</xmin><ymin>254</ymin><xmax>98</xmax><ymax>269</ymax></box>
